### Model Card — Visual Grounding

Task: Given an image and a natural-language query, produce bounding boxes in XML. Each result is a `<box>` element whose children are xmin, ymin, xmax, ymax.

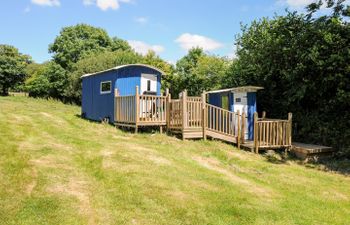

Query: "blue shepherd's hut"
<box><xmin>206</xmin><ymin>86</ymin><xmax>263</xmax><ymax>140</ymax></box>
<box><xmin>81</xmin><ymin>64</ymin><xmax>164</xmax><ymax>123</ymax></box>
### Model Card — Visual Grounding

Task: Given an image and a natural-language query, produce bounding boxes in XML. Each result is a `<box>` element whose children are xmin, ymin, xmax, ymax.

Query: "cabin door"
<box><xmin>140</xmin><ymin>74</ymin><xmax>157</xmax><ymax>95</ymax></box>
<box><xmin>234</xmin><ymin>92</ymin><xmax>248</xmax><ymax>139</ymax></box>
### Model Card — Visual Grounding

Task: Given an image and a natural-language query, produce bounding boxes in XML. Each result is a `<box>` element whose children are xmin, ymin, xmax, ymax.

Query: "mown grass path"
<box><xmin>0</xmin><ymin>97</ymin><xmax>349</xmax><ymax>225</ymax></box>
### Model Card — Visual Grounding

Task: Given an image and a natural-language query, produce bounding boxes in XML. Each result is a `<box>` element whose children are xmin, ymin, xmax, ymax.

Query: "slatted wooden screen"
<box><xmin>138</xmin><ymin>95</ymin><xmax>167</xmax><ymax>124</ymax></box>
<box><xmin>206</xmin><ymin>104</ymin><xmax>240</xmax><ymax>137</ymax></box>
<box><xmin>254</xmin><ymin>113</ymin><xmax>292</xmax><ymax>153</ymax></box>
<box><xmin>168</xmin><ymin>100</ymin><xmax>182</xmax><ymax>128</ymax></box>
<box><xmin>186</xmin><ymin>100</ymin><xmax>202</xmax><ymax>128</ymax></box>
<box><xmin>115</xmin><ymin>96</ymin><xmax>137</xmax><ymax>124</ymax></box>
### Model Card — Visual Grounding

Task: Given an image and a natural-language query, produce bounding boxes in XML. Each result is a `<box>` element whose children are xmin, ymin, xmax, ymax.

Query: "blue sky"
<box><xmin>0</xmin><ymin>0</ymin><xmax>313</xmax><ymax>63</ymax></box>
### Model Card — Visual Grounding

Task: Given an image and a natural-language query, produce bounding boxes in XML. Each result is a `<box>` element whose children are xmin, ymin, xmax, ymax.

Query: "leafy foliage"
<box><xmin>25</xmin><ymin>62</ymin><xmax>67</xmax><ymax>100</ymax></box>
<box><xmin>229</xmin><ymin>1</ymin><xmax>350</xmax><ymax>154</ymax></box>
<box><xmin>0</xmin><ymin>45</ymin><xmax>31</xmax><ymax>95</ymax></box>
<box><xmin>49</xmin><ymin>24</ymin><xmax>131</xmax><ymax>70</ymax></box>
<box><xmin>172</xmin><ymin>48</ymin><xmax>230</xmax><ymax>97</ymax></box>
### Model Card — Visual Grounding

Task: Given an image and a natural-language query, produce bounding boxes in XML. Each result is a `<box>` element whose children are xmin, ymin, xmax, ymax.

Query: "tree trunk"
<box><xmin>1</xmin><ymin>85</ymin><xmax>9</xmax><ymax>96</ymax></box>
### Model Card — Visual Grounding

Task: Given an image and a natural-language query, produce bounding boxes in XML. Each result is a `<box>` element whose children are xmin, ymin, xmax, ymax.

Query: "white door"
<box><xmin>141</xmin><ymin>74</ymin><xmax>157</xmax><ymax>94</ymax></box>
<box><xmin>234</xmin><ymin>92</ymin><xmax>248</xmax><ymax>139</ymax></box>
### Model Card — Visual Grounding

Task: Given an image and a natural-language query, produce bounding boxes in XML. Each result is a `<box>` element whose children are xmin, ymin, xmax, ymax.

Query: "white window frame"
<box><xmin>100</xmin><ymin>81</ymin><xmax>112</xmax><ymax>94</ymax></box>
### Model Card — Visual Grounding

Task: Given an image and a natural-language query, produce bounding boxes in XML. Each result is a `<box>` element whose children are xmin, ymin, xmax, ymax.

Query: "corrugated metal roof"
<box><xmin>81</xmin><ymin>64</ymin><xmax>165</xmax><ymax>78</ymax></box>
<box><xmin>205</xmin><ymin>86</ymin><xmax>264</xmax><ymax>94</ymax></box>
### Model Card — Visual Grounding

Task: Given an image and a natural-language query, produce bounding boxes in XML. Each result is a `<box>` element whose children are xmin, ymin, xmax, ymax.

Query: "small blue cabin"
<box><xmin>81</xmin><ymin>64</ymin><xmax>164</xmax><ymax>123</ymax></box>
<box><xmin>206</xmin><ymin>86</ymin><xmax>263</xmax><ymax>140</ymax></box>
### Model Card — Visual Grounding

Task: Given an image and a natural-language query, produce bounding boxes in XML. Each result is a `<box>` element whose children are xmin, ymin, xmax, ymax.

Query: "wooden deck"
<box><xmin>241</xmin><ymin>141</ymin><xmax>333</xmax><ymax>160</ymax></box>
<box><xmin>291</xmin><ymin>142</ymin><xmax>334</xmax><ymax>161</ymax></box>
<box><xmin>114</xmin><ymin>86</ymin><xmax>295</xmax><ymax>154</ymax></box>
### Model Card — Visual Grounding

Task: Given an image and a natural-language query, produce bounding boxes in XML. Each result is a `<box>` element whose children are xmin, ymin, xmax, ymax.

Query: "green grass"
<box><xmin>0</xmin><ymin>96</ymin><xmax>349</xmax><ymax>225</ymax></box>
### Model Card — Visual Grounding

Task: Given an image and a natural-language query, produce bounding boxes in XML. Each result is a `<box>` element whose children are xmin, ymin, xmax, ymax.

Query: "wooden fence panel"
<box><xmin>138</xmin><ymin>95</ymin><xmax>167</xmax><ymax>124</ymax></box>
<box><xmin>115</xmin><ymin>96</ymin><xmax>137</xmax><ymax>124</ymax></box>
<box><xmin>254</xmin><ymin>113</ymin><xmax>292</xmax><ymax>152</ymax></box>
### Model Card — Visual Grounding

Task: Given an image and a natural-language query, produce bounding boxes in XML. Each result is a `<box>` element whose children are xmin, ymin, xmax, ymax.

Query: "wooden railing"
<box><xmin>186</xmin><ymin>99</ymin><xmax>202</xmax><ymax>128</ymax></box>
<box><xmin>253</xmin><ymin>113</ymin><xmax>292</xmax><ymax>153</ymax></box>
<box><xmin>168</xmin><ymin>99</ymin><xmax>182</xmax><ymax>129</ymax></box>
<box><xmin>205</xmin><ymin>103</ymin><xmax>246</xmax><ymax>147</ymax></box>
<box><xmin>115</xmin><ymin>95</ymin><xmax>137</xmax><ymax>124</ymax></box>
<box><xmin>138</xmin><ymin>95</ymin><xmax>167</xmax><ymax>124</ymax></box>
<box><xmin>114</xmin><ymin>86</ymin><xmax>167</xmax><ymax>128</ymax></box>
<box><xmin>114</xmin><ymin>87</ymin><xmax>292</xmax><ymax>154</ymax></box>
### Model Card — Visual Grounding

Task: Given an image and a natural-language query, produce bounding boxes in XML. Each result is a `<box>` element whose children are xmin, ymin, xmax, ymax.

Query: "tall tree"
<box><xmin>229</xmin><ymin>0</ymin><xmax>350</xmax><ymax>153</ymax></box>
<box><xmin>0</xmin><ymin>45</ymin><xmax>31</xmax><ymax>96</ymax></box>
<box><xmin>25</xmin><ymin>62</ymin><xmax>67</xmax><ymax>100</ymax></box>
<box><xmin>49</xmin><ymin>24</ymin><xmax>132</xmax><ymax>70</ymax></box>
<box><xmin>174</xmin><ymin>48</ymin><xmax>229</xmax><ymax>96</ymax></box>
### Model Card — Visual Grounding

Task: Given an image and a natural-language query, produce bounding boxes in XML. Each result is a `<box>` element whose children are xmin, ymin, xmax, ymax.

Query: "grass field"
<box><xmin>0</xmin><ymin>96</ymin><xmax>349</xmax><ymax>225</ymax></box>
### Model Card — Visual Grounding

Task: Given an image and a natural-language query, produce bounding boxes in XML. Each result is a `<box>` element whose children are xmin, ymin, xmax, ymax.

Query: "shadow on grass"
<box><xmin>262</xmin><ymin>149</ymin><xmax>350</xmax><ymax>176</ymax></box>
<box><xmin>303</xmin><ymin>157</ymin><xmax>350</xmax><ymax>176</ymax></box>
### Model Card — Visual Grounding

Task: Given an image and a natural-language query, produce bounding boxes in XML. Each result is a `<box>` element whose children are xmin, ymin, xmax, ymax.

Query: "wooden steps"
<box><xmin>291</xmin><ymin>142</ymin><xmax>334</xmax><ymax>161</ymax></box>
<box><xmin>206</xmin><ymin>130</ymin><xmax>236</xmax><ymax>143</ymax></box>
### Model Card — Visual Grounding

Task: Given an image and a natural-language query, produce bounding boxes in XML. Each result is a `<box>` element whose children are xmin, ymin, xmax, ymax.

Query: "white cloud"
<box><xmin>128</xmin><ymin>40</ymin><xmax>165</xmax><ymax>55</ymax></box>
<box><xmin>31</xmin><ymin>0</ymin><xmax>60</xmax><ymax>7</ymax></box>
<box><xmin>175</xmin><ymin>33</ymin><xmax>223</xmax><ymax>51</ymax></box>
<box><xmin>83</xmin><ymin>0</ymin><xmax>131</xmax><ymax>11</ymax></box>
<box><xmin>135</xmin><ymin>17</ymin><xmax>148</xmax><ymax>24</ymax></box>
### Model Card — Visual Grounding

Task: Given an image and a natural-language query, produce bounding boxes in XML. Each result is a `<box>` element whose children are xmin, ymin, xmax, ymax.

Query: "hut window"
<box><xmin>100</xmin><ymin>81</ymin><xmax>111</xmax><ymax>94</ymax></box>
<box><xmin>147</xmin><ymin>80</ymin><xmax>151</xmax><ymax>91</ymax></box>
<box><xmin>235</xmin><ymin>98</ymin><xmax>241</xmax><ymax>103</ymax></box>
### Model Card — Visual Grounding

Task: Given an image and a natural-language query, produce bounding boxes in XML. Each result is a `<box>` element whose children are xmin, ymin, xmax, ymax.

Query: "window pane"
<box><xmin>101</xmin><ymin>81</ymin><xmax>111</xmax><ymax>93</ymax></box>
<box><xmin>147</xmin><ymin>80</ymin><xmax>151</xmax><ymax>91</ymax></box>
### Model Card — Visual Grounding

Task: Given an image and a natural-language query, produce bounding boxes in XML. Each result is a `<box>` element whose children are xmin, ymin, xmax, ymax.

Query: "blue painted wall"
<box><xmin>247</xmin><ymin>92</ymin><xmax>257</xmax><ymax>140</ymax></box>
<box><xmin>81</xmin><ymin>65</ymin><xmax>162</xmax><ymax>123</ymax></box>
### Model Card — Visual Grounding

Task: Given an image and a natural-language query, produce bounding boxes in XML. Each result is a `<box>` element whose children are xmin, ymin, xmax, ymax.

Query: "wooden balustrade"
<box><xmin>115</xmin><ymin>95</ymin><xmax>137</xmax><ymax>124</ymax></box>
<box><xmin>186</xmin><ymin>99</ymin><xmax>203</xmax><ymax>128</ymax></box>
<box><xmin>114</xmin><ymin>87</ymin><xmax>291</xmax><ymax>153</ymax></box>
<box><xmin>205</xmin><ymin>104</ymin><xmax>246</xmax><ymax>146</ymax></box>
<box><xmin>168</xmin><ymin>100</ymin><xmax>182</xmax><ymax>128</ymax></box>
<box><xmin>254</xmin><ymin>112</ymin><xmax>292</xmax><ymax>153</ymax></box>
<box><xmin>114</xmin><ymin>86</ymin><xmax>167</xmax><ymax>128</ymax></box>
<box><xmin>138</xmin><ymin>95</ymin><xmax>167</xmax><ymax>125</ymax></box>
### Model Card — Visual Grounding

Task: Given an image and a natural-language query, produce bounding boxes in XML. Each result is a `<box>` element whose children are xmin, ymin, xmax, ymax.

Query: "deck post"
<box><xmin>166</xmin><ymin>93</ymin><xmax>171</xmax><ymax>133</ymax></box>
<box><xmin>241</xmin><ymin>112</ymin><xmax>246</xmax><ymax>144</ymax></box>
<box><xmin>181</xmin><ymin>90</ymin><xmax>187</xmax><ymax>140</ymax></box>
<box><xmin>254</xmin><ymin>112</ymin><xmax>259</xmax><ymax>153</ymax></box>
<box><xmin>262</xmin><ymin>111</ymin><xmax>266</xmax><ymax>120</ymax></box>
<box><xmin>201</xmin><ymin>92</ymin><xmax>207</xmax><ymax>141</ymax></box>
<box><xmin>288</xmin><ymin>112</ymin><xmax>293</xmax><ymax>147</ymax></box>
<box><xmin>135</xmin><ymin>86</ymin><xmax>139</xmax><ymax>133</ymax></box>
<box><xmin>237</xmin><ymin>110</ymin><xmax>241</xmax><ymax>149</ymax></box>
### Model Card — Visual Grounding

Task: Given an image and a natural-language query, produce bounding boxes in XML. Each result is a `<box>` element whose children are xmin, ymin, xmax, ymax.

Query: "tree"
<box><xmin>229</xmin><ymin>0</ymin><xmax>350</xmax><ymax>154</ymax></box>
<box><xmin>0</xmin><ymin>45</ymin><xmax>31</xmax><ymax>96</ymax></box>
<box><xmin>173</xmin><ymin>48</ymin><xmax>229</xmax><ymax>97</ymax></box>
<box><xmin>49</xmin><ymin>24</ymin><xmax>132</xmax><ymax>70</ymax></box>
<box><xmin>25</xmin><ymin>62</ymin><xmax>67</xmax><ymax>100</ymax></box>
